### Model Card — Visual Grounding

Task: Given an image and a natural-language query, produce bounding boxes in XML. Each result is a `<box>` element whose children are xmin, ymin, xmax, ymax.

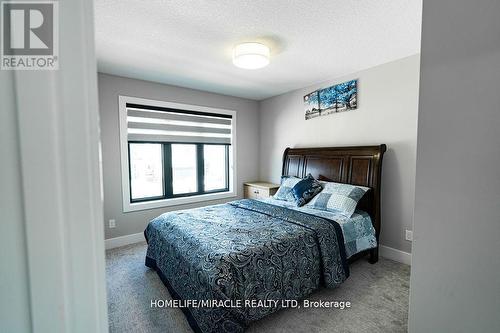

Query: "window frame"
<box><xmin>128</xmin><ymin>142</ymin><xmax>230</xmax><ymax>203</ymax></box>
<box><xmin>119</xmin><ymin>96</ymin><xmax>237</xmax><ymax>213</ymax></box>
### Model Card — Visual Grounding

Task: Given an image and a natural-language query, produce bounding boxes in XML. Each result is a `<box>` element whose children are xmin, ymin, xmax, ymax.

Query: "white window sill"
<box><xmin>123</xmin><ymin>190</ymin><xmax>237</xmax><ymax>213</ymax></box>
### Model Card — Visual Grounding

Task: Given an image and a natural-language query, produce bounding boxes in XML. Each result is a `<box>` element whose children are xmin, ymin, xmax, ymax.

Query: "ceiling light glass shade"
<box><xmin>232</xmin><ymin>42</ymin><xmax>270</xmax><ymax>69</ymax></box>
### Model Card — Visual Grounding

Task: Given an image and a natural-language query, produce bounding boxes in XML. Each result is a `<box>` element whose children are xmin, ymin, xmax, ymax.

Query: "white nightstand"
<box><xmin>243</xmin><ymin>182</ymin><xmax>280</xmax><ymax>199</ymax></box>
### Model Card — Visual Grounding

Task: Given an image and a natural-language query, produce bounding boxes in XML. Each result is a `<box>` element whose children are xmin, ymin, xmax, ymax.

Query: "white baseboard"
<box><xmin>379</xmin><ymin>245</ymin><xmax>412</xmax><ymax>265</ymax></box>
<box><xmin>105</xmin><ymin>232</ymin><xmax>145</xmax><ymax>250</ymax></box>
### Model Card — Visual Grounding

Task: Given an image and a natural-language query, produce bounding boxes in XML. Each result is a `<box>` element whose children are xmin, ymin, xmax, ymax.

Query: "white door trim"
<box><xmin>9</xmin><ymin>1</ymin><xmax>108</xmax><ymax>332</ymax></box>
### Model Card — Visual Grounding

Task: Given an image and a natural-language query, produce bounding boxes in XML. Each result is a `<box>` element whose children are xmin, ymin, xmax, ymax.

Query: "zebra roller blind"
<box><xmin>126</xmin><ymin>103</ymin><xmax>232</xmax><ymax>145</ymax></box>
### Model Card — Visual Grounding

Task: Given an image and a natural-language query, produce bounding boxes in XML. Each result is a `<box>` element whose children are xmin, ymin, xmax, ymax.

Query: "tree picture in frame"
<box><xmin>305</xmin><ymin>79</ymin><xmax>358</xmax><ymax>120</ymax></box>
<box><xmin>304</xmin><ymin>90</ymin><xmax>320</xmax><ymax>120</ymax></box>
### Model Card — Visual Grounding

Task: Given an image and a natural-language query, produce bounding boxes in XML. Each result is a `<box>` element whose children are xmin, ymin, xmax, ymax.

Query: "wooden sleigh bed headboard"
<box><xmin>281</xmin><ymin>145</ymin><xmax>386</xmax><ymax>262</ymax></box>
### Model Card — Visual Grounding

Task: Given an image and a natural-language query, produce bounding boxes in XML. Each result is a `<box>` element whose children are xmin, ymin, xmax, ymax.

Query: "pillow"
<box><xmin>273</xmin><ymin>176</ymin><xmax>301</xmax><ymax>201</ymax></box>
<box><xmin>291</xmin><ymin>174</ymin><xmax>323</xmax><ymax>207</ymax></box>
<box><xmin>304</xmin><ymin>181</ymin><xmax>370</xmax><ymax>217</ymax></box>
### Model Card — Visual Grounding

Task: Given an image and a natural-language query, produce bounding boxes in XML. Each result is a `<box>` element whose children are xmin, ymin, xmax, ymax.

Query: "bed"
<box><xmin>144</xmin><ymin>145</ymin><xmax>386</xmax><ymax>333</ymax></box>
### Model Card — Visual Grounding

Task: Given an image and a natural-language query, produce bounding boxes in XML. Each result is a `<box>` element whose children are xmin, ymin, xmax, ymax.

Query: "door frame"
<box><xmin>1</xmin><ymin>0</ymin><xmax>108</xmax><ymax>332</ymax></box>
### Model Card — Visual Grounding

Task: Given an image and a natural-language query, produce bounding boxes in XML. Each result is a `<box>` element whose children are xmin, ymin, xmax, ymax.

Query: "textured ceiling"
<box><xmin>95</xmin><ymin>0</ymin><xmax>422</xmax><ymax>100</ymax></box>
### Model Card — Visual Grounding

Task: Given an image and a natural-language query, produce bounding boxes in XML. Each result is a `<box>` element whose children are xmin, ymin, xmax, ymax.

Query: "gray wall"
<box><xmin>259</xmin><ymin>55</ymin><xmax>420</xmax><ymax>254</ymax></box>
<box><xmin>98</xmin><ymin>73</ymin><xmax>260</xmax><ymax>239</ymax></box>
<box><xmin>409</xmin><ymin>1</ymin><xmax>500</xmax><ymax>332</ymax></box>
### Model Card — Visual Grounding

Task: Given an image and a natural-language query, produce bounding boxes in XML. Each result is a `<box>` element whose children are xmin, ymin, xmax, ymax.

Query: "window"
<box><xmin>171</xmin><ymin>144</ymin><xmax>198</xmax><ymax>194</ymax></box>
<box><xmin>119</xmin><ymin>96</ymin><xmax>236</xmax><ymax>212</ymax></box>
<box><xmin>128</xmin><ymin>142</ymin><xmax>229</xmax><ymax>202</ymax></box>
<box><xmin>129</xmin><ymin>143</ymin><xmax>164</xmax><ymax>201</ymax></box>
<box><xmin>204</xmin><ymin>144</ymin><xmax>228</xmax><ymax>191</ymax></box>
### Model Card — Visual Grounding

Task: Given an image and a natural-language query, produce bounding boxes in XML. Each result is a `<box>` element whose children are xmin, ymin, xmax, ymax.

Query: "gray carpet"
<box><xmin>106</xmin><ymin>242</ymin><xmax>410</xmax><ymax>333</ymax></box>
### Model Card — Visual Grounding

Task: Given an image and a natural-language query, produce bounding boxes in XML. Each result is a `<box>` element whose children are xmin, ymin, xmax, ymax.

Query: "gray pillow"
<box><xmin>273</xmin><ymin>176</ymin><xmax>301</xmax><ymax>202</ymax></box>
<box><xmin>304</xmin><ymin>181</ymin><xmax>370</xmax><ymax>217</ymax></box>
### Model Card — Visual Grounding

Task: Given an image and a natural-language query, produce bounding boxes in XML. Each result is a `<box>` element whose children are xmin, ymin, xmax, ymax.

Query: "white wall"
<box><xmin>408</xmin><ymin>1</ymin><xmax>500</xmax><ymax>332</ymax></box>
<box><xmin>98</xmin><ymin>73</ymin><xmax>260</xmax><ymax>239</ymax></box>
<box><xmin>259</xmin><ymin>55</ymin><xmax>420</xmax><ymax>254</ymax></box>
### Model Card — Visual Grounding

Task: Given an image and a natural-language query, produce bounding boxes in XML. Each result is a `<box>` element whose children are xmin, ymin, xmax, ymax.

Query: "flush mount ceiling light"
<box><xmin>232</xmin><ymin>42</ymin><xmax>270</xmax><ymax>69</ymax></box>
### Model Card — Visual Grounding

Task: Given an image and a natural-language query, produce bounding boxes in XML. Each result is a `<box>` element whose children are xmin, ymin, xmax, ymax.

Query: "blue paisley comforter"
<box><xmin>144</xmin><ymin>199</ymin><xmax>349</xmax><ymax>333</ymax></box>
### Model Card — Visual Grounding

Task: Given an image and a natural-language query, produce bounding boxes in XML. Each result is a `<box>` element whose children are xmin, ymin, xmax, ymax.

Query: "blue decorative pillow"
<box><xmin>291</xmin><ymin>174</ymin><xmax>324</xmax><ymax>207</ymax></box>
<box><xmin>273</xmin><ymin>176</ymin><xmax>302</xmax><ymax>201</ymax></box>
<box><xmin>304</xmin><ymin>181</ymin><xmax>370</xmax><ymax>217</ymax></box>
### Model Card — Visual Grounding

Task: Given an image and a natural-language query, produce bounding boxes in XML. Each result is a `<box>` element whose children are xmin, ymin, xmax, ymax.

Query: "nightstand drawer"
<box><xmin>244</xmin><ymin>186</ymin><xmax>269</xmax><ymax>199</ymax></box>
<box><xmin>243</xmin><ymin>182</ymin><xmax>279</xmax><ymax>199</ymax></box>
